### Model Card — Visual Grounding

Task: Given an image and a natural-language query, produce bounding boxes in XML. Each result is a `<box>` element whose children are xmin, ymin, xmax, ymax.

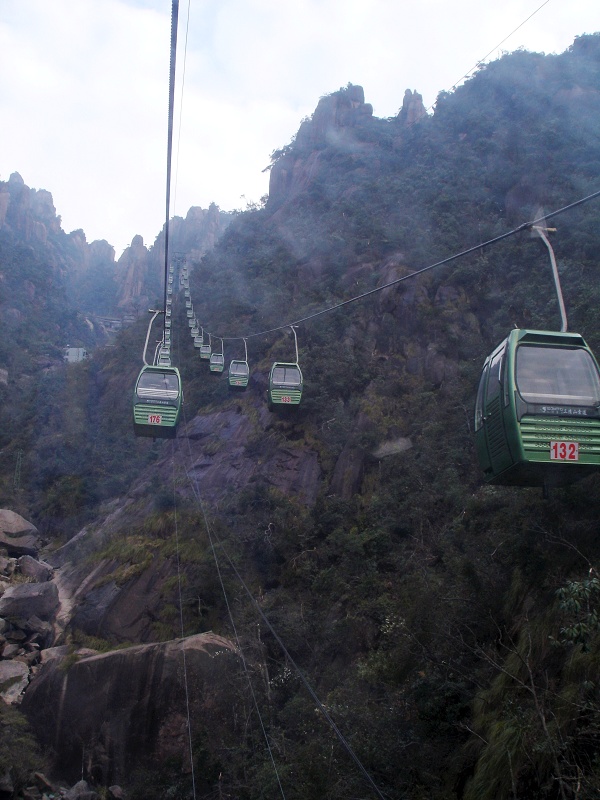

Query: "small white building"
<box><xmin>64</xmin><ymin>347</ymin><xmax>88</xmax><ymax>363</ymax></box>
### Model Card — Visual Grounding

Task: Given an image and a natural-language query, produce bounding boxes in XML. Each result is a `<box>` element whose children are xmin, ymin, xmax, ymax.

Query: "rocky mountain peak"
<box><xmin>267</xmin><ymin>83</ymin><xmax>375</xmax><ymax>208</ymax></box>
<box><xmin>397</xmin><ymin>88</ymin><xmax>427</xmax><ymax>125</ymax></box>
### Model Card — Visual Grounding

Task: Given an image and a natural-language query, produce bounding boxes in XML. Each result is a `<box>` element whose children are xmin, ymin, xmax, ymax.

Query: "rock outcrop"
<box><xmin>21</xmin><ymin>633</ymin><xmax>240</xmax><ymax>785</ymax></box>
<box><xmin>0</xmin><ymin>581</ymin><xmax>59</xmax><ymax>621</ymax></box>
<box><xmin>268</xmin><ymin>83</ymin><xmax>374</xmax><ymax>208</ymax></box>
<box><xmin>0</xmin><ymin>509</ymin><xmax>42</xmax><ymax>557</ymax></box>
<box><xmin>397</xmin><ymin>88</ymin><xmax>427</xmax><ymax>126</ymax></box>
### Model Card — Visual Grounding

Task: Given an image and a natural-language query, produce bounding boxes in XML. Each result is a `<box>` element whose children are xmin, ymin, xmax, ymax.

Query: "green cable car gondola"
<box><xmin>475</xmin><ymin>330</ymin><xmax>600</xmax><ymax>489</ymax></box>
<box><xmin>268</xmin><ymin>327</ymin><xmax>303</xmax><ymax>409</ymax></box>
<box><xmin>228</xmin><ymin>339</ymin><xmax>250</xmax><ymax>388</ymax></box>
<box><xmin>200</xmin><ymin>332</ymin><xmax>211</xmax><ymax>360</ymax></box>
<box><xmin>229</xmin><ymin>360</ymin><xmax>249</xmax><ymax>388</ymax></box>
<box><xmin>475</xmin><ymin>225</ymin><xmax>600</xmax><ymax>490</ymax></box>
<box><xmin>210</xmin><ymin>338</ymin><xmax>225</xmax><ymax>373</ymax></box>
<box><xmin>133</xmin><ymin>365</ymin><xmax>182</xmax><ymax>438</ymax></box>
<box><xmin>210</xmin><ymin>353</ymin><xmax>225</xmax><ymax>373</ymax></box>
<box><xmin>268</xmin><ymin>362</ymin><xmax>303</xmax><ymax>409</ymax></box>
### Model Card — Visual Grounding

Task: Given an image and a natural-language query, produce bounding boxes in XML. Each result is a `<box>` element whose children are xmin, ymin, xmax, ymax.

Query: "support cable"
<box><xmin>172</xmin><ymin>0</ymin><xmax>191</xmax><ymax>218</ymax></box>
<box><xmin>177</xmin><ymin>405</ymin><xmax>287</xmax><ymax>800</ymax></box>
<box><xmin>408</xmin><ymin>0</ymin><xmax>553</xmax><ymax>123</ymax></box>
<box><xmin>162</xmin><ymin>0</ymin><xmax>180</xmax><ymax>340</ymax></box>
<box><xmin>202</xmin><ymin>189</ymin><xmax>600</xmax><ymax>343</ymax></box>
<box><xmin>178</xmin><ymin>434</ymin><xmax>388</xmax><ymax>800</ymax></box>
<box><xmin>170</xmin><ymin>449</ymin><xmax>198</xmax><ymax>800</ymax></box>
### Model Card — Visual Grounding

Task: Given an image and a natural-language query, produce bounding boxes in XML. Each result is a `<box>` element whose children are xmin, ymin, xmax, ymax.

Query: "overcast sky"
<box><xmin>0</xmin><ymin>0</ymin><xmax>597</xmax><ymax>257</ymax></box>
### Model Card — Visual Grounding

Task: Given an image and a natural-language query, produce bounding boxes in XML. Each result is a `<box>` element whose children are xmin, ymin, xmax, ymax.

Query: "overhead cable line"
<box><xmin>208</xmin><ymin>188</ymin><xmax>600</xmax><ymax>343</ymax></box>
<box><xmin>179</xmin><ymin>453</ymin><xmax>389</xmax><ymax>800</ymax></box>
<box><xmin>172</xmin><ymin>0</ymin><xmax>192</xmax><ymax>218</ymax></box>
<box><xmin>447</xmin><ymin>0</ymin><xmax>552</xmax><ymax>93</ymax></box>
<box><xmin>413</xmin><ymin>0</ymin><xmax>553</xmax><ymax>122</ymax></box>
<box><xmin>162</xmin><ymin>0</ymin><xmax>179</xmax><ymax>331</ymax></box>
<box><xmin>177</xmin><ymin>413</ymin><xmax>287</xmax><ymax>800</ymax></box>
<box><xmin>161</xmin><ymin>6</ymin><xmax>197</xmax><ymax>795</ymax></box>
<box><xmin>170</xmin><ymin>450</ymin><xmax>198</xmax><ymax>800</ymax></box>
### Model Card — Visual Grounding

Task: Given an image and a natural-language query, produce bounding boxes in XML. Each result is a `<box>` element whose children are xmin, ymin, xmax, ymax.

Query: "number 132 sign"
<box><xmin>550</xmin><ymin>441</ymin><xmax>579</xmax><ymax>461</ymax></box>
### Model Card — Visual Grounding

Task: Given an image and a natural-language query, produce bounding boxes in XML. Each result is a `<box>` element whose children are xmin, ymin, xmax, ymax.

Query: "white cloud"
<box><xmin>0</xmin><ymin>0</ymin><xmax>597</xmax><ymax>256</ymax></box>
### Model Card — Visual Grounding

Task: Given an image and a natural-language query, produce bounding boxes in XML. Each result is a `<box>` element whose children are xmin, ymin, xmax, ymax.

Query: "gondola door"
<box><xmin>475</xmin><ymin>341</ymin><xmax>513</xmax><ymax>478</ymax></box>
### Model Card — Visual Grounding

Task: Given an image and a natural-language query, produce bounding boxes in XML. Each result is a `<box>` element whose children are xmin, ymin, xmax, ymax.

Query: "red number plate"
<box><xmin>148</xmin><ymin>414</ymin><xmax>162</xmax><ymax>425</ymax></box>
<box><xmin>550</xmin><ymin>441</ymin><xmax>579</xmax><ymax>461</ymax></box>
<box><xmin>281</xmin><ymin>396</ymin><xmax>291</xmax><ymax>403</ymax></box>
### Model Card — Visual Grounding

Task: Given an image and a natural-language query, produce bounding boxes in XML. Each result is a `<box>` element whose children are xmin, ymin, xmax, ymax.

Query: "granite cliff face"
<box><xmin>268</xmin><ymin>84</ymin><xmax>374</xmax><ymax>208</ymax></box>
<box><xmin>268</xmin><ymin>84</ymin><xmax>427</xmax><ymax>210</ymax></box>
<box><xmin>114</xmin><ymin>204</ymin><xmax>231</xmax><ymax>311</ymax></box>
<box><xmin>0</xmin><ymin>172</ymin><xmax>62</xmax><ymax>244</ymax></box>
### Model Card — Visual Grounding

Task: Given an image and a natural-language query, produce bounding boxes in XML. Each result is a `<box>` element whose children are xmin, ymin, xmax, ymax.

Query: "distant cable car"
<box><xmin>475</xmin><ymin>329</ymin><xmax>600</xmax><ymax>489</ymax></box>
<box><xmin>191</xmin><ymin>326</ymin><xmax>199</xmax><ymax>336</ymax></box>
<box><xmin>268</xmin><ymin>327</ymin><xmax>303</xmax><ymax>410</ymax></box>
<box><xmin>210</xmin><ymin>338</ymin><xmax>225</xmax><ymax>373</ymax></box>
<box><xmin>228</xmin><ymin>339</ymin><xmax>250</xmax><ymax>388</ymax></box>
<box><xmin>194</xmin><ymin>336</ymin><xmax>202</xmax><ymax>348</ymax></box>
<box><xmin>185</xmin><ymin>300</ymin><xmax>192</xmax><ymax>309</ymax></box>
<box><xmin>184</xmin><ymin>289</ymin><xmax>190</xmax><ymax>298</ymax></box>
<box><xmin>200</xmin><ymin>332</ymin><xmax>211</xmax><ymax>360</ymax></box>
<box><xmin>186</xmin><ymin>309</ymin><xmax>193</xmax><ymax>318</ymax></box>
<box><xmin>229</xmin><ymin>360</ymin><xmax>249</xmax><ymax>388</ymax></box>
<box><xmin>167</xmin><ymin>287</ymin><xmax>173</xmax><ymax>296</ymax></box>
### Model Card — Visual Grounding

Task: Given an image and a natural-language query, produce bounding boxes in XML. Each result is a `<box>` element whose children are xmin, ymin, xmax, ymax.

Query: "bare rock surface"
<box><xmin>68</xmin><ymin>556</ymin><xmax>176</xmax><ymax>642</ymax></box>
<box><xmin>171</xmin><ymin>407</ymin><xmax>321</xmax><ymax>507</ymax></box>
<box><xmin>64</xmin><ymin>780</ymin><xmax>100</xmax><ymax>800</ymax></box>
<box><xmin>0</xmin><ymin>510</ymin><xmax>41</xmax><ymax>557</ymax></box>
<box><xmin>0</xmin><ymin>581</ymin><xmax>59</xmax><ymax>621</ymax></box>
<box><xmin>21</xmin><ymin>633</ymin><xmax>240</xmax><ymax>785</ymax></box>
<box><xmin>0</xmin><ymin>658</ymin><xmax>29</xmax><ymax>703</ymax></box>
<box><xmin>18</xmin><ymin>555</ymin><xmax>53</xmax><ymax>582</ymax></box>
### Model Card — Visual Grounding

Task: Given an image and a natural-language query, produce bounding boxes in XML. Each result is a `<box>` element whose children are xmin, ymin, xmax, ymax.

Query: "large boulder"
<box><xmin>0</xmin><ymin>511</ymin><xmax>41</xmax><ymax>557</ymax></box>
<box><xmin>0</xmin><ymin>582</ymin><xmax>59</xmax><ymax>621</ymax></box>
<box><xmin>21</xmin><ymin>633</ymin><xmax>240</xmax><ymax>785</ymax></box>
<box><xmin>18</xmin><ymin>555</ymin><xmax>53</xmax><ymax>582</ymax></box>
<box><xmin>64</xmin><ymin>780</ymin><xmax>99</xmax><ymax>800</ymax></box>
<box><xmin>0</xmin><ymin>659</ymin><xmax>29</xmax><ymax>704</ymax></box>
